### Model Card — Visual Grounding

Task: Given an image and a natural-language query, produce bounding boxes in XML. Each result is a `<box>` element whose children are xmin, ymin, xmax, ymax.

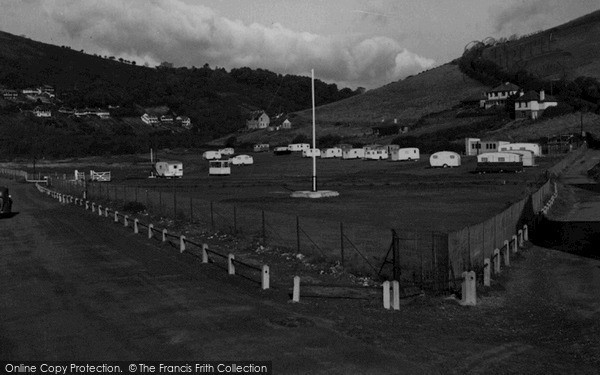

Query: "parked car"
<box><xmin>0</xmin><ymin>186</ymin><xmax>13</xmax><ymax>215</ymax></box>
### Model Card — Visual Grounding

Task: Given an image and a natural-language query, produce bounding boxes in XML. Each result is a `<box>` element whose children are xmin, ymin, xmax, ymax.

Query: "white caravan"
<box><xmin>218</xmin><ymin>147</ymin><xmax>235</xmax><ymax>156</ymax></box>
<box><xmin>390</xmin><ymin>147</ymin><xmax>420</xmax><ymax>161</ymax></box>
<box><xmin>364</xmin><ymin>148</ymin><xmax>389</xmax><ymax>160</ymax></box>
<box><xmin>499</xmin><ymin>143</ymin><xmax>542</xmax><ymax>156</ymax></box>
<box><xmin>321</xmin><ymin>147</ymin><xmax>343</xmax><ymax>158</ymax></box>
<box><xmin>302</xmin><ymin>148</ymin><xmax>321</xmax><ymax>158</ymax></box>
<box><xmin>429</xmin><ymin>151</ymin><xmax>461</xmax><ymax>168</ymax></box>
<box><xmin>209</xmin><ymin>160</ymin><xmax>231</xmax><ymax>176</ymax></box>
<box><xmin>202</xmin><ymin>150</ymin><xmax>222</xmax><ymax>160</ymax></box>
<box><xmin>230</xmin><ymin>155</ymin><xmax>254</xmax><ymax>165</ymax></box>
<box><xmin>288</xmin><ymin>143</ymin><xmax>310</xmax><ymax>152</ymax></box>
<box><xmin>342</xmin><ymin>148</ymin><xmax>365</xmax><ymax>159</ymax></box>
<box><xmin>155</xmin><ymin>161</ymin><xmax>183</xmax><ymax>178</ymax></box>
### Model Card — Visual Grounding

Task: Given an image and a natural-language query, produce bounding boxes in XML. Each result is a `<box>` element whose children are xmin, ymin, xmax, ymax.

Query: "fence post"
<box><xmin>340</xmin><ymin>222</ymin><xmax>345</xmax><ymax>267</ymax></box>
<box><xmin>392</xmin><ymin>280</ymin><xmax>400</xmax><ymax>310</ymax></box>
<box><xmin>493</xmin><ymin>248</ymin><xmax>500</xmax><ymax>274</ymax></box>
<box><xmin>98</xmin><ymin>205</ymin><xmax>103</xmax><ymax>216</ymax></box>
<box><xmin>105</xmin><ymin>207</ymin><xmax>109</xmax><ymax>217</ymax></box>
<box><xmin>292</xmin><ymin>276</ymin><xmax>300</xmax><ymax>302</ymax></box>
<box><xmin>296</xmin><ymin>216</ymin><xmax>300</xmax><ymax>253</ymax></box>
<box><xmin>228</xmin><ymin>254</ymin><xmax>235</xmax><ymax>274</ymax></box>
<box><xmin>460</xmin><ymin>271</ymin><xmax>476</xmax><ymax>306</ymax></box>
<box><xmin>202</xmin><ymin>244</ymin><xmax>209</xmax><ymax>263</ymax></box>
<box><xmin>503</xmin><ymin>240</ymin><xmax>510</xmax><ymax>266</ymax></box>
<box><xmin>511</xmin><ymin>235</ymin><xmax>518</xmax><ymax>253</ymax></box>
<box><xmin>162</xmin><ymin>229</ymin><xmax>167</xmax><ymax>243</ymax></box>
<box><xmin>124</xmin><ymin>215</ymin><xmax>129</xmax><ymax>227</ymax></box>
<box><xmin>383</xmin><ymin>281</ymin><xmax>391</xmax><ymax>310</ymax></box>
<box><xmin>134</xmin><ymin>219</ymin><xmax>139</xmax><ymax>234</ymax></box>
<box><xmin>523</xmin><ymin>225</ymin><xmax>529</xmax><ymax>241</ymax></box>
<box><xmin>484</xmin><ymin>258</ymin><xmax>491</xmax><ymax>287</ymax></box>
<box><xmin>518</xmin><ymin>229</ymin><xmax>524</xmax><ymax>247</ymax></box>
<box><xmin>261</xmin><ymin>265</ymin><xmax>270</xmax><ymax>290</ymax></box>
<box><xmin>180</xmin><ymin>235</ymin><xmax>186</xmax><ymax>253</ymax></box>
<box><xmin>114</xmin><ymin>211</ymin><xmax>119</xmax><ymax>223</ymax></box>
<box><xmin>148</xmin><ymin>224</ymin><xmax>154</xmax><ymax>239</ymax></box>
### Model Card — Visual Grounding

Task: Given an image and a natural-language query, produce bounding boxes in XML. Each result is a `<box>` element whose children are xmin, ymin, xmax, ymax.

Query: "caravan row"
<box><xmin>289</xmin><ymin>146</ymin><xmax>421</xmax><ymax>161</ymax></box>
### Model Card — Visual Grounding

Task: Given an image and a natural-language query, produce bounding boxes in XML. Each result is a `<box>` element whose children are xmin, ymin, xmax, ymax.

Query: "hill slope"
<box><xmin>481</xmin><ymin>10</ymin><xmax>600</xmax><ymax>81</ymax></box>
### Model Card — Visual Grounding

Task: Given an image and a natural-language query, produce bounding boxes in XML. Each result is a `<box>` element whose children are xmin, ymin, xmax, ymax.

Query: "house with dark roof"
<box><xmin>485</xmin><ymin>82</ymin><xmax>520</xmax><ymax>109</ymax></box>
<box><xmin>246</xmin><ymin>110</ymin><xmax>270</xmax><ymax>130</ymax></box>
<box><xmin>514</xmin><ymin>90</ymin><xmax>558</xmax><ymax>120</ymax></box>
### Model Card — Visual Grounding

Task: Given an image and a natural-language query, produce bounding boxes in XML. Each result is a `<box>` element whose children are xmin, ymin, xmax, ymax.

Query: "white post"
<box><xmin>134</xmin><ymin>219</ymin><xmax>139</xmax><ymax>234</ymax></box>
<box><xmin>114</xmin><ymin>211</ymin><xmax>119</xmax><ymax>223</ymax></box>
<box><xmin>504</xmin><ymin>243</ymin><xmax>510</xmax><ymax>266</ymax></box>
<box><xmin>85</xmin><ymin>201</ymin><xmax>89</xmax><ymax>210</ymax></box>
<box><xmin>382</xmin><ymin>281</ymin><xmax>391</xmax><ymax>310</ymax></box>
<box><xmin>202</xmin><ymin>244</ymin><xmax>209</xmax><ymax>263</ymax></box>
<box><xmin>98</xmin><ymin>205</ymin><xmax>103</xmax><ymax>216</ymax></box>
<box><xmin>124</xmin><ymin>215</ymin><xmax>129</xmax><ymax>227</ymax></box>
<box><xmin>518</xmin><ymin>229</ymin><xmax>523</xmax><ymax>247</ymax></box>
<box><xmin>511</xmin><ymin>234</ymin><xmax>518</xmax><ymax>253</ymax></box>
<box><xmin>148</xmin><ymin>224</ymin><xmax>154</xmax><ymax>239</ymax></box>
<box><xmin>392</xmin><ymin>280</ymin><xmax>400</xmax><ymax>311</ymax></box>
<box><xmin>91</xmin><ymin>202</ymin><xmax>95</xmax><ymax>212</ymax></box>
<box><xmin>523</xmin><ymin>225</ymin><xmax>529</xmax><ymax>241</ymax></box>
<box><xmin>460</xmin><ymin>271</ymin><xmax>477</xmax><ymax>306</ymax></box>
<box><xmin>180</xmin><ymin>235</ymin><xmax>186</xmax><ymax>253</ymax></box>
<box><xmin>292</xmin><ymin>276</ymin><xmax>300</xmax><ymax>302</ymax></box>
<box><xmin>484</xmin><ymin>258</ymin><xmax>491</xmax><ymax>287</ymax></box>
<box><xmin>162</xmin><ymin>229</ymin><xmax>167</xmax><ymax>242</ymax></box>
<box><xmin>228</xmin><ymin>253</ymin><xmax>235</xmax><ymax>274</ymax></box>
<box><xmin>493</xmin><ymin>248</ymin><xmax>501</xmax><ymax>274</ymax></box>
<box><xmin>105</xmin><ymin>207</ymin><xmax>109</xmax><ymax>217</ymax></box>
<box><xmin>261</xmin><ymin>265</ymin><xmax>270</xmax><ymax>290</ymax></box>
<box><xmin>311</xmin><ymin>68</ymin><xmax>317</xmax><ymax>192</ymax></box>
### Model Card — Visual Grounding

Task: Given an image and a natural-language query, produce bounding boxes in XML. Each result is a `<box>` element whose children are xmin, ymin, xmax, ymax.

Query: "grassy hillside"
<box><xmin>481</xmin><ymin>10</ymin><xmax>600</xmax><ymax>81</ymax></box>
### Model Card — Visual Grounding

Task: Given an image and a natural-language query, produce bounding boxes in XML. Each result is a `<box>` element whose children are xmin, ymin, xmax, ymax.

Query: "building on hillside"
<box><xmin>485</xmin><ymin>82</ymin><xmax>520</xmax><ymax>109</ymax></box>
<box><xmin>176</xmin><ymin>116</ymin><xmax>192</xmax><ymax>129</ymax></box>
<box><xmin>547</xmin><ymin>134</ymin><xmax>577</xmax><ymax>154</ymax></box>
<box><xmin>246</xmin><ymin>111</ymin><xmax>270</xmax><ymax>130</ymax></box>
<box><xmin>465</xmin><ymin>138</ymin><xmax>510</xmax><ymax>156</ymax></box>
<box><xmin>33</xmin><ymin>106</ymin><xmax>51</xmax><ymax>117</ymax></box>
<box><xmin>22</xmin><ymin>88</ymin><xmax>41</xmax><ymax>95</ymax></box>
<box><xmin>141</xmin><ymin>113</ymin><xmax>159</xmax><ymax>125</ymax></box>
<box><xmin>160</xmin><ymin>115</ymin><xmax>174</xmax><ymax>122</ymax></box>
<box><xmin>1</xmin><ymin>89</ymin><xmax>18</xmax><ymax>100</ymax></box>
<box><xmin>514</xmin><ymin>90</ymin><xmax>558</xmax><ymax>120</ymax></box>
<box><xmin>460</xmin><ymin>92</ymin><xmax>487</xmax><ymax>108</ymax></box>
<box><xmin>58</xmin><ymin>107</ymin><xmax>74</xmax><ymax>114</ymax></box>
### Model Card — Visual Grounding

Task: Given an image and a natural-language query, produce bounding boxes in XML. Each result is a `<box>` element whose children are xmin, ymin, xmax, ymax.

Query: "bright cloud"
<box><xmin>40</xmin><ymin>0</ymin><xmax>434</xmax><ymax>88</ymax></box>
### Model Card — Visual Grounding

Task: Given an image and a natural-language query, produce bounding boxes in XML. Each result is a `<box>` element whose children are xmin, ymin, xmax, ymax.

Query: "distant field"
<box><xmin>17</xmin><ymin>149</ymin><xmax>560</xmax><ymax>234</ymax></box>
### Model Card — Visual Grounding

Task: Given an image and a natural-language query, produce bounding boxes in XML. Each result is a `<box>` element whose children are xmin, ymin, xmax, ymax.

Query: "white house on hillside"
<box><xmin>485</xmin><ymin>82</ymin><xmax>520</xmax><ymax>109</ymax></box>
<box><xmin>246</xmin><ymin>111</ymin><xmax>270</xmax><ymax>130</ymax></box>
<box><xmin>141</xmin><ymin>113</ymin><xmax>159</xmax><ymax>125</ymax></box>
<box><xmin>514</xmin><ymin>90</ymin><xmax>558</xmax><ymax>120</ymax></box>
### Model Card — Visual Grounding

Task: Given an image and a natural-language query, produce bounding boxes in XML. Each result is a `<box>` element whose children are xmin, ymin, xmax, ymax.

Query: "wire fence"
<box><xmin>1</xmin><ymin>146</ymin><xmax>580</xmax><ymax>291</ymax></box>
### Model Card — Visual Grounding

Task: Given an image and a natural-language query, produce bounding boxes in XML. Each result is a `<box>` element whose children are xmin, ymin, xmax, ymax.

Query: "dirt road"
<box><xmin>1</xmin><ymin>176</ymin><xmax>599</xmax><ymax>374</ymax></box>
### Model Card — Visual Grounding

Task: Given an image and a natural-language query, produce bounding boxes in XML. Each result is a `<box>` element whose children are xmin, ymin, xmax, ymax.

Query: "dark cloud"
<box><xmin>44</xmin><ymin>0</ymin><xmax>434</xmax><ymax>88</ymax></box>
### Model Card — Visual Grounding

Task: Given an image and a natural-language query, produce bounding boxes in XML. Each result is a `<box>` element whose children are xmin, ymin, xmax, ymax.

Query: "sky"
<box><xmin>1</xmin><ymin>0</ymin><xmax>599</xmax><ymax>89</ymax></box>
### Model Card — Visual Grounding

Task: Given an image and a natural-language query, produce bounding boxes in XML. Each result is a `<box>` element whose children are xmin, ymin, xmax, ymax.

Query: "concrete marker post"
<box><xmin>105</xmin><ymin>207</ymin><xmax>109</xmax><ymax>217</ymax></box>
<box><xmin>228</xmin><ymin>253</ymin><xmax>235</xmax><ymax>274</ymax></box>
<box><xmin>148</xmin><ymin>224</ymin><xmax>154</xmax><ymax>239</ymax></box>
<box><xmin>392</xmin><ymin>280</ymin><xmax>400</xmax><ymax>311</ymax></box>
<box><xmin>511</xmin><ymin>234</ymin><xmax>518</xmax><ymax>253</ymax></box>
<box><xmin>493</xmin><ymin>248</ymin><xmax>501</xmax><ymax>274</ymax></box>
<box><xmin>162</xmin><ymin>229</ymin><xmax>168</xmax><ymax>242</ymax></box>
<box><xmin>114</xmin><ymin>211</ymin><xmax>119</xmax><ymax>223</ymax></box>
<box><xmin>92</xmin><ymin>202</ymin><xmax>96</xmax><ymax>212</ymax></box>
<box><xmin>484</xmin><ymin>258</ymin><xmax>491</xmax><ymax>287</ymax></box>
<box><xmin>261</xmin><ymin>265</ymin><xmax>270</xmax><ymax>290</ymax></box>
<box><xmin>134</xmin><ymin>219</ymin><xmax>139</xmax><ymax>234</ymax></box>
<box><xmin>98</xmin><ymin>205</ymin><xmax>103</xmax><ymax>216</ymax></box>
<box><xmin>292</xmin><ymin>276</ymin><xmax>300</xmax><ymax>302</ymax></box>
<box><xmin>383</xmin><ymin>281</ymin><xmax>391</xmax><ymax>310</ymax></box>
<box><xmin>180</xmin><ymin>235</ymin><xmax>186</xmax><ymax>253</ymax></box>
<box><xmin>85</xmin><ymin>201</ymin><xmax>89</xmax><ymax>210</ymax></box>
<box><xmin>523</xmin><ymin>225</ymin><xmax>529</xmax><ymax>241</ymax></box>
<box><xmin>124</xmin><ymin>215</ymin><xmax>129</xmax><ymax>227</ymax></box>
<box><xmin>518</xmin><ymin>229</ymin><xmax>523</xmax><ymax>247</ymax></box>
<box><xmin>202</xmin><ymin>244</ymin><xmax>209</xmax><ymax>263</ymax></box>
<box><xmin>504</xmin><ymin>242</ymin><xmax>510</xmax><ymax>266</ymax></box>
<box><xmin>460</xmin><ymin>271</ymin><xmax>476</xmax><ymax>306</ymax></box>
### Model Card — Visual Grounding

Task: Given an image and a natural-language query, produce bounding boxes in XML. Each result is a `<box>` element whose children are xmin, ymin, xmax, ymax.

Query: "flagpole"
<box><xmin>311</xmin><ymin>69</ymin><xmax>317</xmax><ymax>192</ymax></box>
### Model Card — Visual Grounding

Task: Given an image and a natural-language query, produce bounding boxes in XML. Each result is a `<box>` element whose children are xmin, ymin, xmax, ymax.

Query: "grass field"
<box><xmin>11</xmin><ymin>148</ymin><xmax>561</xmax><ymax>234</ymax></box>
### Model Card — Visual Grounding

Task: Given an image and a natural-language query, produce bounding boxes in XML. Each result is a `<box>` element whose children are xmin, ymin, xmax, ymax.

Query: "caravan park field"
<box><xmin>10</xmin><ymin>149</ymin><xmax>561</xmax><ymax>234</ymax></box>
